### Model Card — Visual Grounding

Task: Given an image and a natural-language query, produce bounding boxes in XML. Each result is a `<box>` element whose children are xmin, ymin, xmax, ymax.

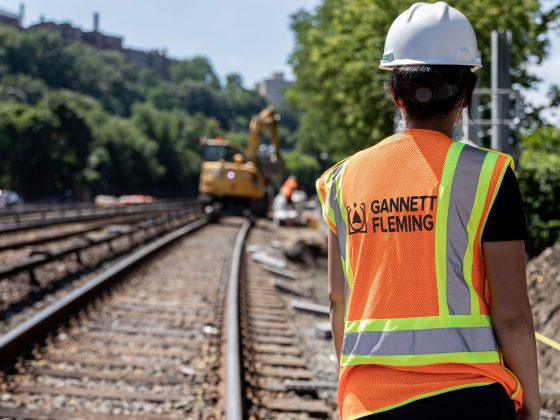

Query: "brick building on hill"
<box><xmin>1</xmin><ymin>6</ymin><xmax>172</xmax><ymax>80</ymax></box>
<box><xmin>0</xmin><ymin>5</ymin><xmax>23</xmax><ymax>28</ymax></box>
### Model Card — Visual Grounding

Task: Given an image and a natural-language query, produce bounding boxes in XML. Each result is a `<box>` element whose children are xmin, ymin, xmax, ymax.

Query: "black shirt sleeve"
<box><xmin>482</xmin><ymin>166</ymin><xmax>528</xmax><ymax>243</ymax></box>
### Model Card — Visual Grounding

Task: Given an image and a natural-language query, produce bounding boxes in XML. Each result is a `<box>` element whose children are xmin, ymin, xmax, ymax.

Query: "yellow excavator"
<box><xmin>198</xmin><ymin>107</ymin><xmax>284</xmax><ymax>214</ymax></box>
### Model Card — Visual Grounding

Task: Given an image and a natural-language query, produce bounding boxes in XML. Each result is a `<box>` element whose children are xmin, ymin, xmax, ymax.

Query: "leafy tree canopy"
<box><xmin>518</xmin><ymin>125</ymin><xmax>560</xmax><ymax>254</ymax></box>
<box><xmin>289</xmin><ymin>0</ymin><xmax>559</xmax><ymax>161</ymax></box>
<box><xmin>0</xmin><ymin>24</ymin><xmax>281</xmax><ymax>199</ymax></box>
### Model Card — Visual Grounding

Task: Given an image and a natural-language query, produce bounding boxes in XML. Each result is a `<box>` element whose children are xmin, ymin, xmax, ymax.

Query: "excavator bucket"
<box><xmin>256</xmin><ymin>153</ymin><xmax>285</xmax><ymax>180</ymax></box>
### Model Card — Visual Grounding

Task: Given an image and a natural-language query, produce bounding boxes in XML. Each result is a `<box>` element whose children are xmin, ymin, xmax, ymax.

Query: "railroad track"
<box><xmin>0</xmin><ymin>216</ymin><xmax>338</xmax><ymax>419</ymax></box>
<box><xmin>4</xmin><ymin>215</ymin><xmax>553</xmax><ymax>419</ymax></box>
<box><xmin>232</xmin><ymin>224</ymin><xmax>336</xmax><ymax>419</ymax></box>
<box><xmin>0</xmin><ymin>215</ymin><xmax>229</xmax><ymax>418</ymax></box>
<box><xmin>0</xmin><ymin>208</ymin><xmax>198</xmax><ymax>253</ymax></box>
<box><xmin>0</xmin><ymin>206</ymin><xmax>206</xmax><ymax>336</ymax></box>
<box><xmin>0</xmin><ymin>200</ymin><xmax>200</xmax><ymax>234</ymax></box>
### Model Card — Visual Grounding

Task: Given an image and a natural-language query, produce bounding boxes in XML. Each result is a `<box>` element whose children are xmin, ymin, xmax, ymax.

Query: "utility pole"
<box><xmin>491</xmin><ymin>30</ymin><xmax>519</xmax><ymax>164</ymax></box>
<box><xmin>462</xmin><ymin>77</ymin><xmax>480</xmax><ymax>146</ymax></box>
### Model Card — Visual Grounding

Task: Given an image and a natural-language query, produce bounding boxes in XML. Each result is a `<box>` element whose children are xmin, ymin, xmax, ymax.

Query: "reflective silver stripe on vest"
<box><xmin>342</xmin><ymin>327</ymin><xmax>498</xmax><ymax>356</ymax></box>
<box><xmin>328</xmin><ymin>163</ymin><xmax>347</xmax><ymax>260</ymax></box>
<box><xmin>446</xmin><ymin>146</ymin><xmax>486</xmax><ymax>315</ymax></box>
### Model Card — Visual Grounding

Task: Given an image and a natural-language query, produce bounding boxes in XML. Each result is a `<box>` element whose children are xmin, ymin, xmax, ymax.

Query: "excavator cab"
<box><xmin>201</xmin><ymin>141</ymin><xmax>239</xmax><ymax>162</ymax></box>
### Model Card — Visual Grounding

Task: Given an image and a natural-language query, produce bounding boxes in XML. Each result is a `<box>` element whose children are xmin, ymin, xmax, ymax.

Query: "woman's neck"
<box><xmin>405</xmin><ymin>118</ymin><xmax>453</xmax><ymax>138</ymax></box>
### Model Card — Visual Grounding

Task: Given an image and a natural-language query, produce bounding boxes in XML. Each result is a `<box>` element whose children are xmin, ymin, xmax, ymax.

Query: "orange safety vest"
<box><xmin>280</xmin><ymin>177</ymin><xmax>298</xmax><ymax>200</ymax></box>
<box><xmin>316</xmin><ymin>129</ymin><xmax>521</xmax><ymax>419</ymax></box>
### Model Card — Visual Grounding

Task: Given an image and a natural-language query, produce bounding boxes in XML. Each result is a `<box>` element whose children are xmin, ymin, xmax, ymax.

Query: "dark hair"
<box><xmin>388</xmin><ymin>65</ymin><xmax>477</xmax><ymax>120</ymax></box>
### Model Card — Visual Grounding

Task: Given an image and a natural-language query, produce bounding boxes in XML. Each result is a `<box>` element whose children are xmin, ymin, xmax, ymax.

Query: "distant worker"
<box><xmin>316</xmin><ymin>3</ymin><xmax>540</xmax><ymax>419</ymax></box>
<box><xmin>280</xmin><ymin>175</ymin><xmax>298</xmax><ymax>202</ymax></box>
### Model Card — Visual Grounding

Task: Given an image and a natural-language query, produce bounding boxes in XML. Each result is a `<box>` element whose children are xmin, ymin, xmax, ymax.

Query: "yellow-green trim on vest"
<box><xmin>435</xmin><ymin>142</ymin><xmax>465</xmax><ymax>316</ymax></box>
<box><xmin>351</xmin><ymin>381</ymin><xmax>497</xmax><ymax>419</ymax></box>
<box><xmin>345</xmin><ymin>259</ymin><xmax>355</xmax><ymax>290</ymax></box>
<box><xmin>340</xmin><ymin>351</ymin><xmax>500</xmax><ymax>367</ymax></box>
<box><xmin>323</xmin><ymin>170</ymin><xmax>338</xmax><ymax>229</ymax></box>
<box><xmin>463</xmin><ymin>152</ymin><xmax>499</xmax><ymax>315</ymax></box>
<box><xmin>500</xmin><ymin>352</ymin><xmax>522</xmax><ymax>400</ymax></box>
<box><xmin>345</xmin><ymin>314</ymin><xmax>493</xmax><ymax>333</ymax></box>
<box><xmin>479</xmin><ymin>155</ymin><xmax>513</xmax><ymax>251</ymax></box>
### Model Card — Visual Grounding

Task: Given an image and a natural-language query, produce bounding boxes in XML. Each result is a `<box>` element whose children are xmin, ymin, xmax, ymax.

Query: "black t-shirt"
<box><xmin>481</xmin><ymin>167</ymin><xmax>528</xmax><ymax>243</ymax></box>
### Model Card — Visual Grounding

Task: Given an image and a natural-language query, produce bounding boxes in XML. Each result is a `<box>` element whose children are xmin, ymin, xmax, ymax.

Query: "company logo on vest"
<box><xmin>347</xmin><ymin>203</ymin><xmax>367</xmax><ymax>235</ymax></box>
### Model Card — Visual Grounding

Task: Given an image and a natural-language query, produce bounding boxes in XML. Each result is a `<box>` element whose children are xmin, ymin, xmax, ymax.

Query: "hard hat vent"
<box><xmin>405</xmin><ymin>3</ymin><xmax>424</xmax><ymax>23</ymax></box>
<box><xmin>435</xmin><ymin>2</ymin><xmax>450</xmax><ymax>20</ymax></box>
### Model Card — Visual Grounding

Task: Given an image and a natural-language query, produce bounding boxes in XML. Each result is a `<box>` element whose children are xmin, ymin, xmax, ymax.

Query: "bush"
<box><xmin>283</xmin><ymin>151</ymin><xmax>320</xmax><ymax>194</ymax></box>
<box><xmin>518</xmin><ymin>126</ymin><xmax>560</xmax><ymax>255</ymax></box>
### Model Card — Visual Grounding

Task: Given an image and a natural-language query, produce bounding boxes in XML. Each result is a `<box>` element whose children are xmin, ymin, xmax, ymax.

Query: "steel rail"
<box><xmin>0</xmin><ymin>209</ymin><xmax>201</xmax><ymax>282</ymax></box>
<box><xmin>0</xmin><ymin>198</ymin><xmax>201</xmax><ymax>219</ymax></box>
<box><xmin>0</xmin><ymin>214</ymin><xmax>211</xmax><ymax>370</ymax></box>
<box><xmin>0</xmin><ymin>208</ymin><xmax>195</xmax><ymax>252</ymax></box>
<box><xmin>0</xmin><ymin>201</ymin><xmax>202</xmax><ymax>234</ymax></box>
<box><xmin>226</xmin><ymin>220</ymin><xmax>252</xmax><ymax>420</ymax></box>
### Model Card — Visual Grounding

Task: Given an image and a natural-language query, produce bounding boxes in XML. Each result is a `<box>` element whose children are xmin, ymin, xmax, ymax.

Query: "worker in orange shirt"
<box><xmin>316</xmin><ymin>2</ymin><xmax>540</xmax><ymax>419</ymax></box>
<box><xmin>280</xmin><ymin>175</ymin><xmax>298</xmax><ymax>202</ymax></box>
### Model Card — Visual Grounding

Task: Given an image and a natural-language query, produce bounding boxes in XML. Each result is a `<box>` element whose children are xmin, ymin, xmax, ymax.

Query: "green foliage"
<box><xmin>2</xmin><ymin>28</ymin><xmax>74</xmax><ymax>88</ymax></box>
<box><xmin>283</xmin><ymin>151</ymin><xmax>321</xmax><ymax>194</ymax></box>
<box><xmin>224</xmin><ymin>73</ymin><xmax>268</xmax><ymax>131</ymax></box>
<box><xmin>89</xmin><ymin>117</ymin><xmax>164</xmax><ymax>194</ymax></box>
<box><xmin>65</xmin><ymin>43</ymin><xmax>142</xmax><ymax>115</ymax></box>
<box><xmin>0</xmin><ymin>23</ymin><xmax>278</xmax><ymax>199</ymax></box>
<box><xmin>0</xmin><ymin>73</ymin><xmax>48</xmax><ymax>104</ymax></box>
<box><xmin>289</xmin><ymin>0</ymin><xmax>557</xmax><ymax>160</ymax></box>
<box><xmin>0</xmin><ymin>92</ymin><xmax>94</xmax><ymax>198</ymax></box>
<box><xmin>518</xmin><ymin>126</ymin><xmax>560</xmax><ymax>255</ymax></box>
<box><xmin>171</xmin><ymin>56</ymin><xmax>220</xmax><ymax>88</ymax></box>
<box><xmin>131</xmin><ymin>103</ymin><xmax>221</xmax><ymax>194</ymax></box>
<box><xmin>174</xmin><ymin>79</ymin><xmax>229</xmax><ymax>126</ymax></box>
<box><xmin>0</xmin><ymin>27</ymin><xmax>142</xmax><ymax>115</ymax></box>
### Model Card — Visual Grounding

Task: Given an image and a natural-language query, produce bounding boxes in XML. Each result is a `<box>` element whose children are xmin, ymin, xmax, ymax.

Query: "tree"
<box><xmin>171</xmin><ymin>56</ymin><xmax>220</xmax><ymax>88</ymax></box>
<box><xmin>283</xmin><ymin>151</ymin><xmax>321</xmax><ymax>194</ymax></box>
<box><xmin>518</xmin><ymin>125</ymin><xmax>560</xmax><ymax>255</ymax></box>
<box><xmin>0</xmin><ymin>22</ymin><xmax>289</xmax><ymax>200</ymax></box>
<box><xmin>2</xmin><ymin>28</ymin><xmax>74</xmax><ymax>88</ymax></box>
<box><xmin>88</xmin><ymin>117</ymin><xmax>164</xmax><ymax>195</ymax></box>
<box><xmin>66</xmin><ymin>43</ymin><xmax>142</xmax><ymax>115</ymax></box>
<box><xmin>171</xmin><ymin>79</ymin><xmax>227</xmax><ymax>126</ymax></box>
<box><xmin>224</xmin><ymin>73</ymin><xmax>268</xmax><ymax>131</ymax></box>
<box><xmin>289</xmin><ymin>0</ymin><xmax>559</xmax><ymax>160</ymax></box>
<box><xmin>0</xmin><ymin>73</ymin><xmax>48</xmax><ymax>104</ymax></box>
<box><xmin>131</xmin><ymin>103</ymin><xmax>221</xmax><ymax>194</ymax></box>
<box><xmin>0</xmin><ymin>92</ymin><xmax>94</xmax><ymax>198</ymax></box>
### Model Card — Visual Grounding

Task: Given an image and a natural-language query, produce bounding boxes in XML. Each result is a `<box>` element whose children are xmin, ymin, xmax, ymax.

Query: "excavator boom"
<box><xmin>246</xmin><ymin>106</ymin><xmax>284</xmax><ymax>179</ymax></box>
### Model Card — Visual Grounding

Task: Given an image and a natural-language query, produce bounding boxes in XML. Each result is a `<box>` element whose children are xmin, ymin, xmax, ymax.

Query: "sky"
<box><xmin>1</xmin><ymin>0</ymin><xmax>558</xmax><ymax>122</ymax></box>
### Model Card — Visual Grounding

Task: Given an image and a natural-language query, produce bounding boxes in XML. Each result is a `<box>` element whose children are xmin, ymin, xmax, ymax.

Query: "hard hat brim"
<box><xmin>379</xmin><ymin>58</ymin><xmax>482</xmax><ymax>71</ymax></box>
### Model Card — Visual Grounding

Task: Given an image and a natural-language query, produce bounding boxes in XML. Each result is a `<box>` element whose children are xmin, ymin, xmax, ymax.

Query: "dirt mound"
<box><xmin>526</xmin><ymin>243</ymin><xmax>560</xmax><ymax>414</ymax></box>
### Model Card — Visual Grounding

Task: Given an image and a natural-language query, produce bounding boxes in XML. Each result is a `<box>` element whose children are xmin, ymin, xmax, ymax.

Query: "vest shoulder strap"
<box><xmin>316</xmin><ymin>157</ymin><xmax>351</xmax><ymax>234</ymax></box>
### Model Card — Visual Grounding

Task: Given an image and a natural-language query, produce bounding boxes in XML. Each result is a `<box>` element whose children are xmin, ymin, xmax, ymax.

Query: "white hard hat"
<box><xmin>379</xmin><ymin>2</ymin><xmax>482</xmax><ymax>71</ymax></box>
